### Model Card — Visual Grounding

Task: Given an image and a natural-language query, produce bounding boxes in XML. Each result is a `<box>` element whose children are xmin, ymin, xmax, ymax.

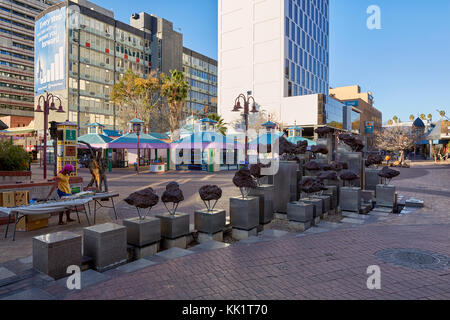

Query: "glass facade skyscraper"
<box><xmin>284</xmin><ymin>0</ymin><xmax>329</xmax><ymax>98</ymax></box>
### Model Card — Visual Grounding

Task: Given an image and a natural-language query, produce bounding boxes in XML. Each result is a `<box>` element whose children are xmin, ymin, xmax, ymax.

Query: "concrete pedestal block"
<box><xmin>232</xmin><ymin>227</ymin><xmax>257</xmax><ymax>241</ymax></box>
<box><xmin>33</xmin><ymin>231</ymin><xmax>82</xmax><ymax>280</ymax></box>
<box><xmin>340</xmin><ymin>187</ymin><xmax>362</xmax><ymax>213</ymax></box>
<box><xmin>313</xmin><ymin>216</ymin><xmax>321</xmax><ymax>225</ymax></box>
<box><xmin>361</xmin><ymin>190</ymin><xmax>375</xmax><ymax>203</ymax></box>
<box><xmin>230</xmin><ymin>197</ymin><xmax>259</xmax><ymax>231</ymax></box>
<box><xmin>123</xmin><ymin>217</ymin><xmax>161</xmax><ymax>247</ymax></box>
<box><xmin>296</xmin><ymin>170</ymin><xmax>303</xmax><ymax>199</ymax></box>
<box><xmin>131</xmin><ymin>242</ymin><xmax>160</xmax><ymax>259</ymax></box>
<box><xmin>365</xmin><ymin>168</ymin><xmax>382</xmax><ymax>191</ymax></box>
<box><xmin>301</xmin><ymin>198</ymin><xmax>324</xmax><ymax>218</ymax></box>
<box><xmin>323</xmin><ymin>186</ymin><xmax>338</xmax><ymax>209</ymax></box>
<box><xmin>376</xmin><ymin>185</ymin><xmax>396</xmax><ymax>208</ymax></box>
<box><xmin>338</xmin><ymin>152</ymin><xmax>364</xmax><ymax>187</ymax></box>
<box><xmin>275</xmin><ymin>212</ymin><xmax>288</xmax><ymax>220</ymax></box>
<box><xmin>249</xmin><ymin>184</ymin><xmax>275</xmax><ymax>224</ymax></box>
<box><xmin>161</xmin><ymin>236</ymin><xmax>188</xmax><ymax>250</ymax></box>
<box><xmin>257</xmin><ymin>221</ymin><xmax>273</xmax><ymax>232</ymax></box>
<box><xmin>194</xmin><ymin>209</ymin><xmax>226</xmax><ymax>234</ymax></box>
<box><xmin>197</xmin><ymin>231</ymin><xmax>223</xmax><ymax>243</ymax></box>
<box><xmin>155</xmin><ymin>213</ymin><xmax>190</xmax><ymax>239</ymax></box>
<box><xmin>273</xmin><ymin>161</ymin><xmax>297</xmax><ymax>213</ymax></box>
<box><xmin>305</xmin><ymin>170</ymin><xmax>321</xmax><ymax>177</ymax></box>
<box><xmin>289</xmin><ymin>220</ymin><xmax>311</xmax><ymax>232</ymax></box>
<box><xmin>83</xmin><ymin>223</ymin><xmax>127</xmax><ymax>272</ymax></box>
<box><xmin>287</xmin><ymin>202</ymin><xmax>314</xmax><ymax>222</ymax></box>
<box><xmin>312</xmin><ymin>195</ymin><xmax>331</xmax><ymax>214</ymax></box>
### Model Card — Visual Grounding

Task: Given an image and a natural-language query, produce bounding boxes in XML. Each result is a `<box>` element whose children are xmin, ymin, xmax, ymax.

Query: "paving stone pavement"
<box><xmin>0</xmin><ymin>163</ymin><xmax>448</xmax><ymax>300</ymax></box>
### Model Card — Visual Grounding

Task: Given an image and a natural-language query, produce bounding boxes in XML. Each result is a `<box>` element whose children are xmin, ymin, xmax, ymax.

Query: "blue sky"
<box><xmin>93</xmin><ymin>0</ymin><xmax>450</xmax><ymax>123</ymax></box>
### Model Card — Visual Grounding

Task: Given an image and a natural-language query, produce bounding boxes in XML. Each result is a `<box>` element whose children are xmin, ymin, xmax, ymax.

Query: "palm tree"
<box><xmin>207</xmin><ymin>113</ymin><xmax>228</xmax><ymax>136</ymax></box>
<box><xmin>392</xmin><ymin>116</ymin><xmax>398</xmax><ymax>124</ymax></box>
<box><xmin>409</xmin><ymin>115</ymin><xmax>415</xmax><ymax>122</ymax></box>
<box><xmin>420</xmin><ymin>114</ymin><xmax>426</xmax><ymax>121</ymax></box>
<box><xmin>387</xmin><ymin>119</ymin><xmax>393</xmax><ymax>125</ymax></box>
<box><xmin>161</xmin><ymin>70</ymin><xmax>190</xmax><ymax>140</ymax></box>
<box><xmin>427</xmin><ymin>114</ymin><xmax>433</xmax><ymax>122</ymax></box>
<box><xmin>439</xmin><ymin>110</ymin><xmax>446</xmax><ymax>118</ymax></box>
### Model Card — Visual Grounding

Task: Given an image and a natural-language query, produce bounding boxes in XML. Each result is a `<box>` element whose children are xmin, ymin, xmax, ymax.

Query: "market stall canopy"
<box><xmin>0</xmin><ymin>119</ymin><xmax>8</xmax><ymax>130</ymax></box>
<box><xmin>78</xmin><ymin>133</ymin><xmax>114</xmax><ymax>149</ymax></box>
<box><xmin>171</xmin><ymin>131</ymin><xmax>245</xmax><ymax>150</ymax></box>
<box><xmin>107</xmin><ymin>132</ymin><xmax>169</xmax><ymax>149</ymax></box>
<box><xmin>287</xmin><ymin>135</ymin><xmax>317</xmax><ymax>146</ymax></box>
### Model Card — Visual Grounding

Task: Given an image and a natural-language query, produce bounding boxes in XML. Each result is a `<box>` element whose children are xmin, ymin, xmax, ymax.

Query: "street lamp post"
<box><xmin>131</xmin><ymin>119</ymin><xmax>144</xmax><ymax>175</ymax></box>
<box><xmin>35</xmin><ymin>92</ymin><xmax>65</xmax><ymax>180</ymax></box>
<box><xmin>231</xmin><ymin>93</ymin><xmax>259</xmax><ymax>166</ymax></box>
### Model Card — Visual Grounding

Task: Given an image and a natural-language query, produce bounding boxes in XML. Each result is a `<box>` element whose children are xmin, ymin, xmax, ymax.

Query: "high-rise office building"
<box><xmin>182</xmin><ymin>47</ymin><xmax>217</xmax><ymax>119</ymax></box>
<box><xmin>218</xmin><ymin>0</ymin><xmax>330</xmax><ymax>127</ymax></box>
<box><xmin>0</xmin><ymin>0</ymin><xmax>59</xmax><ymax>121</ymax></box>
<box><xmin>34</xmin><ymin>1</ymin><xmax>217</xmax><ymax>135</ymax></box>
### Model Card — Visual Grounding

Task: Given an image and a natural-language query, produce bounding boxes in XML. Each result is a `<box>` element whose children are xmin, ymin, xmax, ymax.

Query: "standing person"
<box><xmin>46</xmin><ymin>164</ymin><xmax>76</xmax><ymax>225</ymax></box>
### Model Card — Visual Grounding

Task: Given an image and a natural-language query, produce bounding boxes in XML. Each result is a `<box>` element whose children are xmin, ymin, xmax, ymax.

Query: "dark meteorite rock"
<box><xmin>233</xmin><ymin>168</ymin><xmax>258</xmax><ymax>189</ymax></box>
<box><xmin>318</xmin><ymin>171</ymin><xmax>337</xmax><ymax>181</ymax></box>
<box><xmin>305</xmin><ymin>161</ymin><xmax>322</xmax><ymax>171</ymax></box>
<box><xmin>162</xmin><ymin>182</ymin><xmax>184</xmax><ymax>204</ymax></box>
<box><xmin>199</xmin><ymin>185</ymin><xmax>222</xmax><ymax>201</ymax></box>
<box><xmin>310</xmin><ymin>145</ymin><xmax>329</xmax><ymax>155</ymax></box>
<box><xmin>124</xmin><ymin>187</ymin><xmax>159</xmax><ymax>209</ymax></box>
<box><xmin>299</xmin><ymin>177</ymin><xmax>328</xmax><ymax>194</ymax></box>
<box><xmin>378</xmin><ymin>166</ymin><xmax>400</xmax><ymax>180</ymax></box>
<box><xmin>278</xmin><ymin>136</ymin><xmax>296</xmax><ymax>155</ymax></box>
<box><xmin>322</xmin><ymin>164</ymin><xmax>333</xmax><ymax>171</ymax></box>
<box><xmin>365</xmin><ymin>154</ymin><xmax>384</xmax><ymax>167</ymax></box>
<box><xmin>340</xmin><ymin>170</ymin><xmax>360</xmax><ymax>181</ymax></box>
<box><xmin>294</xmin><ymin>140</ymin><xmax>308</xmax><ymax>154</ymax></box>
<box><xmin>315</xmin><ymin>127</ymin><xmax>335</xmax><ymax>136</ymax></box>
<box><xmin>250</xmin><ymin>163</ymin><xmax>270</xmax><ymax>179</ymax></box>
<box><xmin>329</xmin><ymin>162</ymin><xmax>343</xmax><ymax>172</ymax></box>
<box><xmin>338</xmin><ymin>134</ymin><xmax>365</xmax><ymax>152</ymax></box>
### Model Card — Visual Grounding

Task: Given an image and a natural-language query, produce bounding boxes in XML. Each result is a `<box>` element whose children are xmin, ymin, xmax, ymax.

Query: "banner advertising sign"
<box><xmin>365</xmin><ymin>121</ymin><xmax>374</xmax><ymax>134</ymax></box>
<box><xmin>344</xmin><ymin>101</ymin><xmax>359</xmax><ymax>107</ymax></box>
<box><xmin>35</xmin><ymin>7</ymin><xmax>66</xmax><ymax>94</ymax></box>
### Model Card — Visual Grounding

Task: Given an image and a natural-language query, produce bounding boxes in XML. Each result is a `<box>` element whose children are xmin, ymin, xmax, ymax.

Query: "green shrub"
<box><xmin>0</xmin><ymin>141</ymin><xmax>31</xmax><ymax>171</ymax></box>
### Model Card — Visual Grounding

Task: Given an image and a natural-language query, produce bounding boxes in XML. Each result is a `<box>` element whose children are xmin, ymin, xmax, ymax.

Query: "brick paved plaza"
<box><xmin>0</xmin><ymin>162</ymin><xmax>449</xmax><ymax>300</ymax></box>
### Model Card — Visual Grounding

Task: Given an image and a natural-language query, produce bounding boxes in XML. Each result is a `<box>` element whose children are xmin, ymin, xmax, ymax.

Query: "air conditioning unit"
<box><xmin>85</xmin><ymin>75</ymin><xmax>90</xmax><ymax>78</ymax></box>
<box><xmin>100</xmin><ymin>63</ymin><xmax>105</xmax><ymax>66</ymax></box>
<box><xmin>90</xmin><ymin>91</ymin><xmax>95</xmax><ymax>95</ymax></box>
<box><xmin>80</xmin><ymin>24</ymin><xmax>86</xmax><ymax>28</ymax></box>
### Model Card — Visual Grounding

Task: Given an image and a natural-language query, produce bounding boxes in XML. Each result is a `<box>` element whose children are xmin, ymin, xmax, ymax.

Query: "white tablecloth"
<box><xmin>0</xmin><ymin>197</ymin><xmax>93</xmax><ymax>216</ymax></box>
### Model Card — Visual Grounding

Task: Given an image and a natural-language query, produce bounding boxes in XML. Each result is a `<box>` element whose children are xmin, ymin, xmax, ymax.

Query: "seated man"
<box><xmin>46</xmin><ymin>164</ymin><xmax>76</xmax><ymax>225</ymax></box>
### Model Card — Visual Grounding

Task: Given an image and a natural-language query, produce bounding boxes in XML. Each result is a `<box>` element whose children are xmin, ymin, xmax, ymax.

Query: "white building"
<box><xmin>218</xmin><ymin>0</ymin><xmax>335</xmax><ymax>134</ymax></box>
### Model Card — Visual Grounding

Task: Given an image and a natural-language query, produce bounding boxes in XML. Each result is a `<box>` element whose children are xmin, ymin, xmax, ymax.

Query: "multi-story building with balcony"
<box><xmin>182</xmin><ymin>47</ymin><xmax>217</xmax><ymax>119</ymax></box>
<box><xmin>0</xmin><ymin>0</ymin><xmax>59</xmax><ymax>122</ymax></box>
<box><xmin>34</xmin><ymin>0</ymin><xmax>161</xmax><ymax>135</ymax></box>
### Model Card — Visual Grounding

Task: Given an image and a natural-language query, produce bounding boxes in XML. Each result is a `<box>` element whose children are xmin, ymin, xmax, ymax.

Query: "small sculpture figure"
<box><xmin>124</xmin><ymin>187</ymin><xmax>159</xmax><ymax>219</ymax></box>
<box><xmin>233</xmin><ymin>168</ymin><xmax>257</xmax><ymax>199</ymax></box>
<box><xmin>365</xmin><ymin>154</ymin><xmax>384</xmax><ymax>168</ymax></box>
<box><xmin>340</xmin><ymin>170</ymin><xmax>360</xmax><ymax>187</ymax></box>
<box><xmin>79</xmin><ymin>141</ymin><xmax>108</xmax><ymax>192</ymax></box>
<box><xmin>162</xmin><ymin>182</ymin><xmax>184</xmax><ymax>215</ymax></box>
<box><xmin>199</xmin><ymin>185</ymin><xmax>222</xmax><ymax>212</ymax></box>
<box><xmin>378</xmin><ymin>166</ymin><xmax>400</xmax><ymax>185</ymax></box>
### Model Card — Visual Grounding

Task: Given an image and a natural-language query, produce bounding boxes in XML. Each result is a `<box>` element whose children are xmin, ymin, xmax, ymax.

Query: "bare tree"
<box><xmin>375</xmin><ymin>126</ymin><xmax>416</xmax><ymax>164</ymax></box>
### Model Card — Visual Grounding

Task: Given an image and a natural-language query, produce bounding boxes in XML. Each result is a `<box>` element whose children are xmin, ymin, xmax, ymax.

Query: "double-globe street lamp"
<box><xmin>130</xmin><ymin>118</ymin><xmax>144</xmax><ymax>175</ymax></box>
<box><xmin>35</xmin><ymin>92</ymin><xmax>64</xmax><ymax>180</ymax></box>
<box><xmin>232</xmin><ymin>93</ymin><xmax>259</xmax><ymax>165</ymax></box>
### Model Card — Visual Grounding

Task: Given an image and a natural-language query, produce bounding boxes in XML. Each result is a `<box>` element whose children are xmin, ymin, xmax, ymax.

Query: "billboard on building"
<box><xmin>35</xmin><ymin>7</ymin><xmax>67</xmax><ymax>94</ymax></box>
